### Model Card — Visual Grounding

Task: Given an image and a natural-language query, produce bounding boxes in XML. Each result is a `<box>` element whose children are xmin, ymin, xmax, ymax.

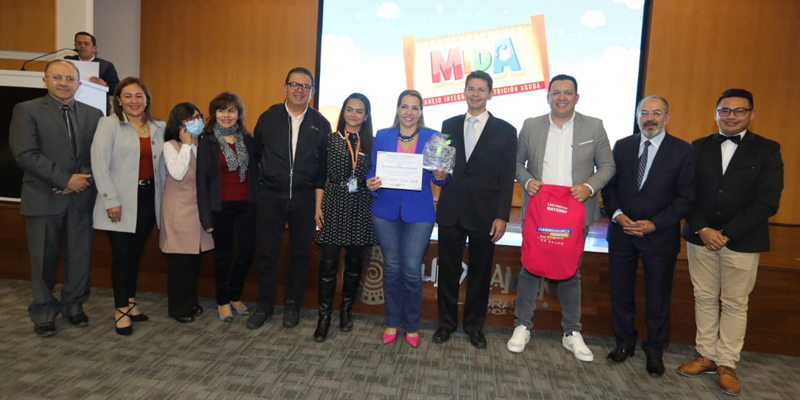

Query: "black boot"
<box><xmin>339</xmin><ymin>253</ymin><xmax>364</xmax><ymax>332</ymax></box>
<box><xmin>315</xmin><ymin>258</ymin><xmax>338</xmax><ymax>341</ymax></box>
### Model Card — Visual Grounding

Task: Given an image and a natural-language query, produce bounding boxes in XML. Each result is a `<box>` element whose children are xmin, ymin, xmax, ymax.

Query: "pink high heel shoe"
<box><xmin>406</xmin><ymin>333</ymin><xmax>420</xmax><ymax>348</ymax></box>
<box><xmin>382</xmin><ymin>330</ymin><xmax>397</xmax><ymax>344</ymax></box>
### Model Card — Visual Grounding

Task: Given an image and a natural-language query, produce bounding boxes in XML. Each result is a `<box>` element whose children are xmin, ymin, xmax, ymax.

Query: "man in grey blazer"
<box><xmin>507</xmin><ymin>74</ymin><xmax>615</xmax><ymax>361</ymax></box>
<box><xmin>9</xmin><ymin>60</ymin><xmax>103</xmax><ymax>337</ymax></box>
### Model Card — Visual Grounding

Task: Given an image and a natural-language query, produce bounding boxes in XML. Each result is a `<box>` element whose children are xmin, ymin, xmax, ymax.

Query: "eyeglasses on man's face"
<box><xmin>287</xmin><ymin>82</ymin><xmax>313</xmax><ymax>92</ymax></box>
<box><xmin>638</xmin><ymin>111</ymin><xmax>664</xmax><ymax>118</ymax></box>
<box><xmin>717</xmin><ymin>108</ymin><xmax>752</xmax><ymax>117</ymax></box>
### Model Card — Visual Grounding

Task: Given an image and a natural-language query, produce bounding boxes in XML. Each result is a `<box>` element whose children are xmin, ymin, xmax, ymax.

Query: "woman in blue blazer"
<box><xmin>366</xmin><ymin>89</ymin><xmax>447</xmax><ymax>347</ymax></box>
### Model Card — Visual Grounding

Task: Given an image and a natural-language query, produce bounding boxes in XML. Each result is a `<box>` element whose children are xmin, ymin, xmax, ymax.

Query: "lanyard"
<box><xmin>339</xmin><ymin>131</ymin><xmax>360</xmax><ymax>174</ymax></box>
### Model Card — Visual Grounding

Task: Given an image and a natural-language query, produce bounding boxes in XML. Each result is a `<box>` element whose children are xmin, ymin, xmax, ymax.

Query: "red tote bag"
<box><xmin>520</xmin><ymin>185</ymin><xmax>585</xmax><ymax>280</ymax></box>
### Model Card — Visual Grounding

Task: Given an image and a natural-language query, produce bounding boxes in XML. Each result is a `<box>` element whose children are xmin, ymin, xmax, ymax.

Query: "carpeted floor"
<box><xmin>1</xmin><ymin>279</ymin><xmax>797</xmax><ymax>399</ymax></box>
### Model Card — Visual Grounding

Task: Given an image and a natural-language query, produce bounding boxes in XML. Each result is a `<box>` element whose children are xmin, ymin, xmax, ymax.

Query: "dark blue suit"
<box><xmin>602</xmin><ymin>132</ymin><xmax>695</xmax><ymax>356</ymax></box>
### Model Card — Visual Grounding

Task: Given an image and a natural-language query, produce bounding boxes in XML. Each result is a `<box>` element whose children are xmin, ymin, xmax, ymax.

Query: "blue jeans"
<box><xmin>372</xmin><ymin>215</ymin><xmax>434</xmax><ymax>333</ymax></box>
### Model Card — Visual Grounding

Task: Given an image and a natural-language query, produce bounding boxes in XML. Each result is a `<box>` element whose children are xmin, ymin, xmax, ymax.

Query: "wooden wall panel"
<box><xmin>643</xmin><ymin>0</ymin><xmax>800</xmax><ymax>224</ymax></box>
<box><xmin>0</xmin><ymin>0</ymin><xmax>56</xmax><ymax>52</ymax></box>
<box><xmin>140</xmin><ymin>0</ymin><xmax>320</xmax><ymax>131</ymax></box>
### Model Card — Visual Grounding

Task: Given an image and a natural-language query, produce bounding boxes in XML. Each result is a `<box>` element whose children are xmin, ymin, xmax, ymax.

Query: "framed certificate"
<box><xmin>375</xmin><ymin>151</ymin><xmax>424</xmax><ymax>191</ymax></box>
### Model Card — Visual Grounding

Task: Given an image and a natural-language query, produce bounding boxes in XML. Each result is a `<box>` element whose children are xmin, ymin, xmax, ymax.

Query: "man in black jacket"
<box><xmin>677</xmin><ymin>89</ymin><xmax>783</xmax><ymax>396</ymax></box>
<box><xmin>247</xmin><ymin>67</ymin><xmax>332</xmax><ymax>330</ymax></box>
<box><xmin>64</xmin><ymin>32</ymin><xmax>119</xmax><ymax>114</ymax></box>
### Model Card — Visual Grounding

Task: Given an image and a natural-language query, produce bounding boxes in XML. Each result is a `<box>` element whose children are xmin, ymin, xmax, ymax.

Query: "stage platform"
<box><xmin>1</xmin><ymin>202</ymin><xmax>798</xmax><ymax>356</ymax></box>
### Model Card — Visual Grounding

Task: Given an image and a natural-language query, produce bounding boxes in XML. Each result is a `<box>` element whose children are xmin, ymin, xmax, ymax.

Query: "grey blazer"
<box><xmin>515</xmin><ymin>112</ymin><xmax>616</xmax><ymax>230</ymax></box>
<box><xmin>9</xmin><ymin>95</ymin><xmax>102</xmax><ymax>216</ymax></box>
<box><xmin>91</xmin><ymin>115</ymin><xmax>167</xmax><ymax>232</ymax></box>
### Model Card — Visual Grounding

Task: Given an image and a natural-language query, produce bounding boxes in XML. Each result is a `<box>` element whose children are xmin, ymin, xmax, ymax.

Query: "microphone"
<box><xmin>21</xmin><ymin>48</ymin><xmax>78</xmax><ymax>71</ymax></box>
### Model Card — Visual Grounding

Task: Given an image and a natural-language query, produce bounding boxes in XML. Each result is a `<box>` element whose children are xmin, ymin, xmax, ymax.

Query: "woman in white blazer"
<box><xmin>91</xmin><ymin>77</ymin><xmax>166</xmax><ymax>336</ymax></box>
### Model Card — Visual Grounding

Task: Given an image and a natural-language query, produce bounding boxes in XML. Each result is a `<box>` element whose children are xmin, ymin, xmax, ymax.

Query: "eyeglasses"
<box><xmin>466</xmin><ymin>87</ymin><xmax>489</xmax><ymax>93</ymax></box>
<box><xmin>46</xmin><ymin>75</ymin><xmax>78</xmax><ymax>83</ymax></box>
<box><xmin>638</xmin><ymin>111</ymin><xmax>664</xmax><ymax>118</ymax></box>
<box><xmin>183</xmin><ymin>114</ymin><xmax>203</xmax><ymax>123</ymax></box>
<box><xmin>287</xmin><ymin>82</ymin><xmax>313</xmax><ymax>92</ymax></box>
<box><xmin>717</xmin><ymin>108</ymin><xmax>752</xmax><ymax>117</ymax></box>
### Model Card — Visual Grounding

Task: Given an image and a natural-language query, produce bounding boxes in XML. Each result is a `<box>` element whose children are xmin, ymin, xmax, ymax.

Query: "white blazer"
<box><xmin>91</xmin><ymin>114</ymin><xmax>166</xmax><ymax>232</ymax></box>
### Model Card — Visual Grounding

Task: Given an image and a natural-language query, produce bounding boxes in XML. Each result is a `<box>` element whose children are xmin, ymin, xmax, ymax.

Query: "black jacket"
<box><xmin>196</xmin><ymin>133</ymin><xmax>259</xmax><ymax>230</ymax></box>
<box><xmin>681</xmin><ymin>130</ymin><xmax>784</xmax><ymax>253</ymax></box>
<box><xmin>252</xmin><ymin>103</ymin><xmax>331</xmax><ymax>199</ymax></box>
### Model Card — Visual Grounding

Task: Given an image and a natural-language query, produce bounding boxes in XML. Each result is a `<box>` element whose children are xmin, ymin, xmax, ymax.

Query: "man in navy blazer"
<box><xmin>676</xmin><ymin>89</ymin><xmax>783</xmax><ymax>396</ymax></box>
<box><xmin>601</xmin><ymin>95</ymin><xmax>695</xmax><ymax>377</ymax></box>
<box><xmin>433</xmin><ymin>71</ymin><xmax>517</xmax><ymax>349</ymax></box>
<box><xmin>64</xmin><ymin>32</ymin><xmax>120</xmax><ymax>114</ymax></box>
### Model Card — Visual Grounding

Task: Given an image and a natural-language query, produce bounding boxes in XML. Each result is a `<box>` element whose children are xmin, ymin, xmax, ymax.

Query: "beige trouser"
<box><xmin>687</xmin><ymin>243</ymin><xmax>759</xmax><ymax>369</ymax></box>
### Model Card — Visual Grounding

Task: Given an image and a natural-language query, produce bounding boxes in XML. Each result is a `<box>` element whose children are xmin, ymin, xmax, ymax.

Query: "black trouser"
<box><xmin>107</xmin><ymin>181</ymin><xmax>156</xmax><ymax>308</ymax></box>
<box><xmin>255</xmin><ymin>191</ymin><xmax>316</xmax><ymax>308</ymax></box>
<box><xmin>211</xmin><ymin>200</ymin><xmax>256</xmax><ymax>305</ymax></box>
<box><xmin>167</xmin><ymin>253</ymin><xmax>201</xmax><ymax>317</ymax></box>
<box><xmin>436</xmin><ymin>220</ymin><xmax>496</xmax><ymax>334</ymax></box>
<box><xmin>318</xmin><ymin>244</ymin><xmax>365</xmax><ymax>314</ymax></box>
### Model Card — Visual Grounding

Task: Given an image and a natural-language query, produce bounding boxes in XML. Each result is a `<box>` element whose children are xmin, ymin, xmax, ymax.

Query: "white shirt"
<box><xmin>720</xmin><ymin>130</ymin><xmax>746</xmax><ymax>174</ymax></box>
<box><xmin>541</xmin><ymin>113</ymin><xmax>575</xmax><ymax>186</ymax></box>
<box><xmin>463</xmin><ymin>110</ymin><xmax>489</xmax><ymax>145</ymax></box>
<box><xmin>163</xmin><ymin>143</ymin><xmax>197</xmax><ymax>181</ymax></box>
<box><xmin>612</xmin><ymin>131</ymin><xmax>666</xmax><ymax>222</ymax></box>
<box><xmin>285</xmin><ymin>102</ymin><xmax>308</xmax><ymax>159</ymax></box>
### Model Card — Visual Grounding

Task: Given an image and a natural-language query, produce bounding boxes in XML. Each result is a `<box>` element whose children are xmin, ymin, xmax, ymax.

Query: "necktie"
<box><xmin>464</xmin><ymin>117</ymin><xmax>478</xmax><ymax>161</ymax></box>
<box><xmin>716</xmin><ymin>133</ymin><xmax>741</xmax><ymax>144</ymax></box>
<box><xmin>636</xmin><ymin>140</ymin><xmax>651</xmax><ymax>190</ymax></box>
<box><xmin>62</xmin><ymin>105</ymin><xmax>77</xmax><ymax>153</ymax></box>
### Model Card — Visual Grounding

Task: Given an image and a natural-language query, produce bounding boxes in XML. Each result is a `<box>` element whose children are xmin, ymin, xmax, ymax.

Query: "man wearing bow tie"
<box><xmin>677</xmin><ymin>89</ymin><xmax>784</xmax><ymax>396</ymax></box>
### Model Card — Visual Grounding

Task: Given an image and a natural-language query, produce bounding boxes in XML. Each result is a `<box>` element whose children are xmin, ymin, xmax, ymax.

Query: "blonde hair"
<box><xmin>391</xmin><ymin>89</ymin><xmax>426</xmax><ymax>128</ymax></box>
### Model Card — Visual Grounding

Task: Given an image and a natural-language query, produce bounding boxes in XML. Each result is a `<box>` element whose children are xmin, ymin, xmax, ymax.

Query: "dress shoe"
<box><xmin>218</xmin><ymin>305</ymin><xmax>233</xmax><ymax>323</ymax></box>
<box><xmin>246</xmin><ymin>306</ymin><xmax>273</xmax><ymax>329</ymax></box>
<box><xmin>173</xmin><ymin>315</ymin><xmax>195</xmax><ymax>323</ymax></box>
<box><xmin>406</xmin><ymin>333</ymin><xmax>420</xmax><ymax>348</ymax></box>
<box><xmin>382</xmin><ymin>330</ymin><xmax>397</xmax><ymax>344</ymax></box>
<box><xmin>191</xmin><ymin>305</ymin><xmax>204</xmax><ymax>317</ymax></box>
<box><xmin>128</xmin><ymin>302</ymin><xmax>149</xmax><ymax>322</ymax></box>
<box><xmin>115</xmin><ymin>308</ymin><xmax>132</xmax><ymax>336</ymax></box>
<box><xmin>646</xmin><ymin>356</ymin><xmax>665</xmax><ymax>377</ymax></box>
<box><xmin>606</xmin><ymin>347</ymin><xmax>635</xmax><ymax>363</ymax></box>
<box><xmin>677</xmin><ymin>353</ymin><xmax>717</xmax><ymax>377</ymax></box>
<box><xmin>34</xmin><ymin>322</ymin><xmax>56</xmax><ymax>337</ymax></box>
<box><xmin>717</xmin><ymin>366</ymin><xmax>741</xmax><ymax>396</ymax></box>
<box><xmin>283</xmin><ymin>304</ymin><xmax>300</xmax><ymax>328</ymax></box>
<box><xmin>468</xmin><ymin>331</ymin><xmax>487</xmax><ymax>349</ymax></box>
<box><xmin>67</xmin><ymin>313</ymin><xmax>89</xmax><ymax>327</ymax></box>
<box><xmin>231</xmin><ymin>301</ymin><xmax>250</xmax><ymax>315</ymax></box>
<box><xmin>314</xmin><ymin>315</ymin><xmax>331</xmax><ymax>342</ymax></box>
<box><xmin>432</xmin><ymin>327</ymin><xmax>454</xmax><ymax>344</ymax></box>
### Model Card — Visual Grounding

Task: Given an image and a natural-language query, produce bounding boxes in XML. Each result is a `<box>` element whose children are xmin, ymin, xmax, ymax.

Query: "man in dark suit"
<box><xmin>433</xmin><ymin>71</ymin><xmax>517</xmax><ymax>349</ymax></box>
<box><xmin>677</xmin><ymin>89</ymin><xmax>783</xmax><ymax>396</ymax></box>
<box><xmin>601</xmin><ymin>95</ymin><xmax>695</xmax><ymax>377</ymax></box>
<box><xmin>9</xmin><ymin>60</ymin><xmax>103</xmax><ymax>337</ymax></box>
<box><xmin>64</xmin><ymin>31</ymin><xmax>120</xmax><ymax>113</ymax></box>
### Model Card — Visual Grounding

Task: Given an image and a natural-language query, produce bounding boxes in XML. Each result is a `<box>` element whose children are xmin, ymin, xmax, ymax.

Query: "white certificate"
<box><xmin>375</xmin><ymin>151</ymin><xmax>424</xmax><ymax>191</ymax></box>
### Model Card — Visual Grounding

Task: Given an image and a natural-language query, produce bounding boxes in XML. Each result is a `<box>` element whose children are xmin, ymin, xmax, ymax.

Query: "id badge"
<box><xmin>347</xmin><ymin>176</ymin><xmax>358</xmax><ymax>193</ymax></box>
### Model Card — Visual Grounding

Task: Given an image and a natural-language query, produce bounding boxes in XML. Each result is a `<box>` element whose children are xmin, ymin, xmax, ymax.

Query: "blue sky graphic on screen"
<box><xmin>318</xmin><ymin>0</ymin><xmax>647</xmax><ymax>147</ymax></box>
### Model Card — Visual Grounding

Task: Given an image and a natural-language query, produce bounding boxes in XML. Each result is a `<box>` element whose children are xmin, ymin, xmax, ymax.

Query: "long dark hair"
<box><xmin>336</xmin><ymin>93</ymin><xmax>373</xmax><ymax>157</ymax></box>
<box><xmin>164</xmin><ymin>102</ymin><xmax>201</xmax><ymax>143</ymax></box>
<box><xmin>202</xmin><ymin>92</ymin><xmax>251</xmax><ymax>141</ymax></box>
<box><xmin>112</xmin><ymin>77</ymin><xmax>158</xmax><ymax>123</ymax></box>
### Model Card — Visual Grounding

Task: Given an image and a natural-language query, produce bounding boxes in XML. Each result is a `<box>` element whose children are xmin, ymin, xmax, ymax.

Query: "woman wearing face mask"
<box><xmin>366</xmin><ymin>89</ymin><xmax>448</xmax><ymax>347</ymax></box>
<box><xmin>312</xmin><ymin>93</ymin><xmax>376</xmax><ymax>342</ymax></box>
<box><xmin>91</xmin><ymin>77</ymin><xmax>165</xmax><ymax>336</ymax></box>
<box><xmin>160</xmin><ymin>102</ymin><xmax>214</xmax><ymax>323</ymax></box>
<box><xmin>196</xmin><ymin>92</ymin><xmax>257</xmax><ymax>323</ymax></box>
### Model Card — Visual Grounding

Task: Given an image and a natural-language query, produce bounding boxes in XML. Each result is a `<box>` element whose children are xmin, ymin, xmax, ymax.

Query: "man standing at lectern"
<box><xmin>64</xmin><ymin>31</ymin><xmax>120</xmax><ymax>113</ymax></box>
<box><xmin>677</xmin><ymin>89</ymin><xmax>783</xmax><ymax>396</ymax></box>
<box><xmin>508</xmin><ymin>74</ymin><xmax>615</xmax><ymax>361</ymax></box>
<box><xmin>602</xmin><ymin>95</ymin><xmax>695</xmax><ymax>377</ymax></box>
<box><xmin>9</xmin><ymin>60</ymin><xmax>103</xmax><ymax>337</ymax></box>
<box><xmin>433</xmin><ymin>70</ymin><xmax>517</xmax><ymax>349</ymax></box>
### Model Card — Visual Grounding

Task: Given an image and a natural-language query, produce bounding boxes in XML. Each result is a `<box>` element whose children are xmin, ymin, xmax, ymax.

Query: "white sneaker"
<box><xmin>562</xmin><ymin>331</ymin><xmax>594</xmax><ymax>362</ymax></box>
<box><xmin>507</xmin><ymin>325</ymin><xmax>530</xmax><ymax>353</ymax></box>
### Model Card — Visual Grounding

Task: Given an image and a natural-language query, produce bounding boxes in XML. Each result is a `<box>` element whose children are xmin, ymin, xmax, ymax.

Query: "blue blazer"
<box><xmin>367</xmin><ymin>126</ymin><xmax>448</xmax><ymax>223</ymax></box>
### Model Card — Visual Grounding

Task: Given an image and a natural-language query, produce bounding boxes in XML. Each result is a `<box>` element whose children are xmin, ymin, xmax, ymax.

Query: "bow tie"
<box><xmin>716</xmin><ymin>134</ymin><xmax>741</xmax><ymax>144</ymax></box>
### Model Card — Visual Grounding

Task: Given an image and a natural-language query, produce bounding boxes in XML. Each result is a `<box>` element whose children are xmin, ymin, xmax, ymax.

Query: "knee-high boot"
<box><xmin>339</xmin><ymin>253</ymin><xmax>364</xmax><ymax>332</ymax></box>
<box><xmin>314</xmin><ymin>258</ymin><xmax>339</xmax><ymax>342</ymax></box>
